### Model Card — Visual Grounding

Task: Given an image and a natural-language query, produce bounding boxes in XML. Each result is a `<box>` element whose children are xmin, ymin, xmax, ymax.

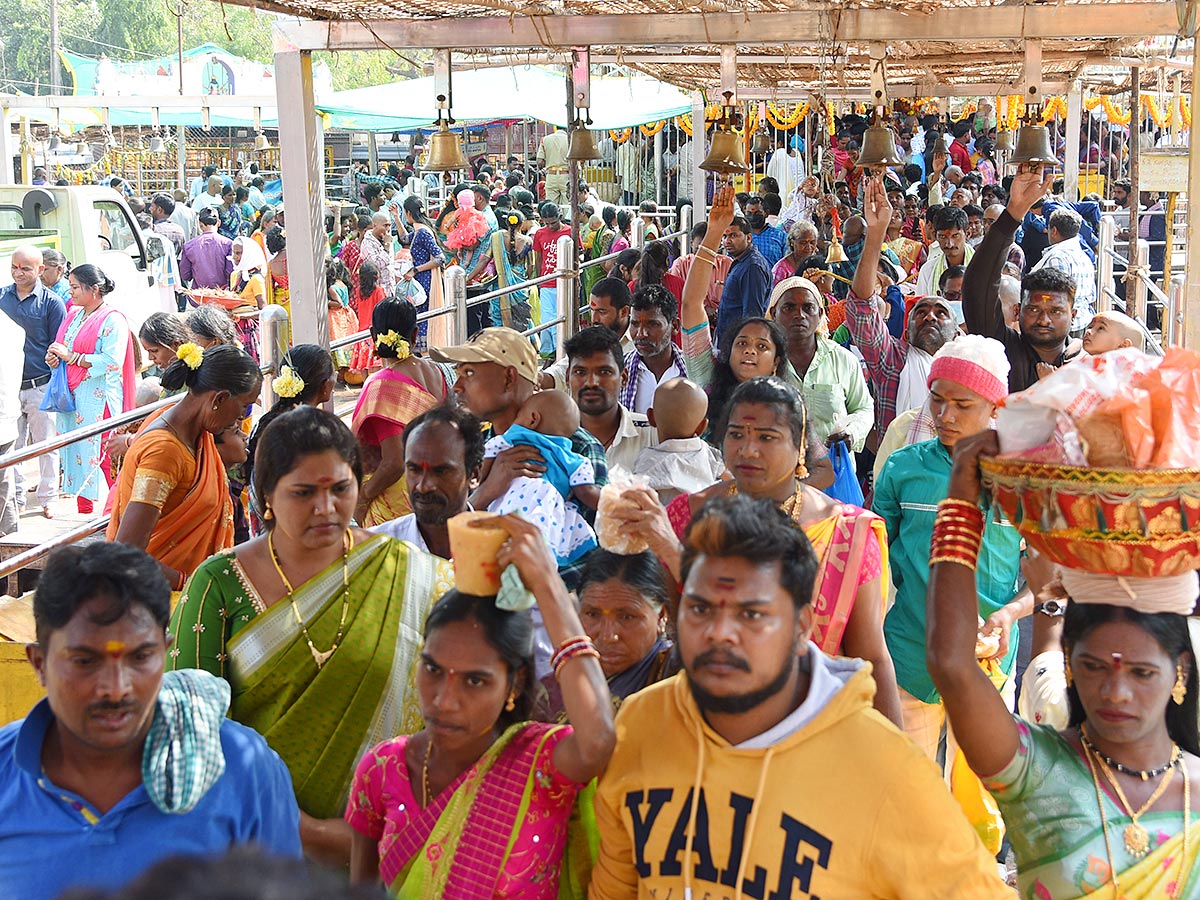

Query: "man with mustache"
<box><xmin>0</xmin><ymin>543</ymin><xmax>300</xmax><ymax>900</ymax></box>
<box><xmin>846</xmin><ymin>176</ymin><xmax>961</xmax><ymax>437</ymax></box>
<box><xmin>566</xmin><ymin>325</ymin><xmax>658</xmax><ymax>473</ymax></box>
<box><xmin>590</xmin><ymin>495</ymin><xmax>1011</xmax><ymax>899</ymax></box>
<box><xmin>371</xmin><ymin>405</ymin><xmax>485</xmax><ymax>559</ymax></box>
<box><xmin>620</xmin><ymin>286</ymin><xmax>687</xmax><ymax>417</ymax></box>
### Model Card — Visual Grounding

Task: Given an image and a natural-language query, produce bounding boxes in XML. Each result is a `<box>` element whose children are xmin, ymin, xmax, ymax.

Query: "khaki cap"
<box><xmin>430</xmin><ymin>327</ymin><xmax>539</xmax><ymax>384</ymax></box>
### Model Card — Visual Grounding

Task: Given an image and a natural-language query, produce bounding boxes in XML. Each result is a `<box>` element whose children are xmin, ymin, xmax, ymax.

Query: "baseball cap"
<box><xmin>197</xmin><ymin>207</ymin><xmax>219</xmax><ymax>225</ymax></box>
<box><xmin>430</xmin><ymin>327</ymin><xmax>539</xmax><ymax>385</ymax></box>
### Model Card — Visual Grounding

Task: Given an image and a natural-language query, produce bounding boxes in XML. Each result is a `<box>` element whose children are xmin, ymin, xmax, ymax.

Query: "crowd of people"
<box><xmin>0</xmin><ymin>105</ymin><xmax>1196</xmax><ymax>900</ymax></box>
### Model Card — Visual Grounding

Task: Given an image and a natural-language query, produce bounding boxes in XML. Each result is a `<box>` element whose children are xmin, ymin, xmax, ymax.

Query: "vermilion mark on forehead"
<box><xmin>105</xmin><ymin>641</ymin><xmax>126</xmax><ymax>657</ymax></box>
<box><xmin>314</xmin><ymin>477</ymin><xmax>335</xmax><ymax>485</ymax></box>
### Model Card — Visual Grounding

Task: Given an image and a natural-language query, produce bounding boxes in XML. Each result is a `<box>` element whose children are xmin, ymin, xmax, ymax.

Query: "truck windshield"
<box><xmin>94</xmin><ymin>200</ymin><xmax>144</xmax><ymax>265</ymax></box>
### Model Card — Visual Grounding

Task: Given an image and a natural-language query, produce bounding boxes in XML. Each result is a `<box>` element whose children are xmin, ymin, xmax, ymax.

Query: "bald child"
<box><xmin>634</xmin><ymin>377</ymin><xmax>725</xmax><ymax>504</ymax></box>
<box><xmin>1081</xmin><ymin>310</ymin><xmax>1146</xmax><ymax>356</ymax></box>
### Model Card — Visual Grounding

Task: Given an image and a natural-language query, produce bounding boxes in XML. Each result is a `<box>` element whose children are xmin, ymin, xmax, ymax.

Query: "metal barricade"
<box><xmin>259</xmin><ymin>304</ymin><xmax>291</xmax><ymax>411</ymax></box>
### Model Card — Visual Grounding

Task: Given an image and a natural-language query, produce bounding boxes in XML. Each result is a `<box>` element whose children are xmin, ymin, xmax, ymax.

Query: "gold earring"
<box><xmin>505</xmin><ymin>695</ymin><xmax>515</xmax><ymax>712</ymax></box>
<box><xmin>1173</xmin><ymin>664</ymin><xmax>1187</xmax><ymax>706</ymax></box>
<box><xmin>263</xmin><ymin>505</ymin><xmax>273</xmax><ymax>521</ymax></box>
<box><xmin>212</xmin><ymin>401</ymin><xmax>219</xmax><ymax>411</ymax></box>
<box><xmin>1065</xmin><ymin>659</ymin><xmax>1073</xmax><ymax>688</ymax></box>
<box><xmin>795</xmin><ymin>462</ymin><xmax>809</xmax><ymax>479</ymax></box>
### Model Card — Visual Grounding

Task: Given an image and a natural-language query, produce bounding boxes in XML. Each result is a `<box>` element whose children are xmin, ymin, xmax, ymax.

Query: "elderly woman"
<box><xmin>609</xmin><ymin>375</ymin><xmax>902</xmax><ymax>726</ymax></box>
<box><xmin>186</xmin><ymin>303</ymin><xmax>239</xmax><ymax>349</ymax></box>
<box><xmin>772</xmin><ymin>220</ymin><xmax>820</xmax><ymax>285</ymax></box>
<box><xmin>539</xmin><ymin>549</ymin><xmax>676</xmax><ymax>720</ymax></box>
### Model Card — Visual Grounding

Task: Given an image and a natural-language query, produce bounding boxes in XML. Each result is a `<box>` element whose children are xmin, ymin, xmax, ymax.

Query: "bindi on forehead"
<box><xmin>104</xmin><ymin>640</ymin><xmax>126</xmax><ymax>657</ymax></box>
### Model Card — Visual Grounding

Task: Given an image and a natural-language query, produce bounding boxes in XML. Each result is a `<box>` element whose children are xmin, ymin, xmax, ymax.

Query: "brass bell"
<box><xmin>700</xmin><ymin>127</ymin><xmax>749</xmax><ymax>175</ymax></box>
<box><xmin>856</xmin><ymin>122</ymin><xmax>905</xmax><ymax>171</ymax></box>
<box><xmin>425</xmin><ymin>120</ymin><xmax>468</xmax><ymax>172</ymax></box>
<box><xmin>750</xmin><ymin>128</ymin><xmax>771</xmax><ymax>157</ymax></box>
<box><xmin>566</xmin><ymin>121</ymin><xmax>601</xmax><ymax>161</ymax></box>
<box><xmin>148</xmin><ymin>134</ymin><xmax>166</xmax><ymax>154</ymax></box>
<box><xmin>995</xmin><ymin>130</ymin><xmax>1015</xmax><ymax>154</ymax></box>
<box><xmin>932</xmin><ymin>133</ymin><xmax>952</xmax><ymax>156</ymax></box>
<box><xmin>1007</xmin><ymin>123</ymin><xmax>1058</xmax><ymax>168</ymax></box>
<box><xmin>255</xmin><ymin>132</ymin><xmax>270</xmax><ymax>151</ymax></box>
<box><xmin>826</xmin><ymin>236</ymin><xmax>849</xmax><ymax>264</ymax></box>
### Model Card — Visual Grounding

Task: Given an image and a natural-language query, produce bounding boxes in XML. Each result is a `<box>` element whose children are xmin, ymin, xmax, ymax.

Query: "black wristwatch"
<box><xmin>1034</xmin><ymin>599</ymin><xmax>1066</xmax><ymax>617</ymax></box>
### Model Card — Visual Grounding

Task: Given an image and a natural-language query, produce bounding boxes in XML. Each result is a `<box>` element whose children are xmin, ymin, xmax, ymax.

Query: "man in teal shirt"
<box><xmin>873</xmin><ymin>333</ymin><xmax>1024</xmax><ymax>761</ymax></box>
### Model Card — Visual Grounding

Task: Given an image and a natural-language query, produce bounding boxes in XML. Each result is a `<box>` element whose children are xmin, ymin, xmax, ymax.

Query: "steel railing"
<box><xmin>0</xmin><ymin>209</ymin><xmax>698</xmax><ymax>590</ymax></box>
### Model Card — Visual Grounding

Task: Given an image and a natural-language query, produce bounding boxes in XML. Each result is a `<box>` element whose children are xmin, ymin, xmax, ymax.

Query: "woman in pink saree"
<box><xmin>351</xmin><ymin>298</ymin><xmax>448</xmax><ymax>527</ymax></box>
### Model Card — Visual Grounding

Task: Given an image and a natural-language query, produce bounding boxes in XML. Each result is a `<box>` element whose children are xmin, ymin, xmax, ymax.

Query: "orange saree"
<box><xmin>106</xmin><ymin>411</ymin><xmax>234</xmax><ymax>576</ymax></box>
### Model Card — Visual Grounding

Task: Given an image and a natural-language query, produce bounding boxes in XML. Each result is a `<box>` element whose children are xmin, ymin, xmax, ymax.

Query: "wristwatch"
<box><xmin>1034</xmin><ymin>599</ymin><xmax>1066</xmax><ymax>617</ymax></box>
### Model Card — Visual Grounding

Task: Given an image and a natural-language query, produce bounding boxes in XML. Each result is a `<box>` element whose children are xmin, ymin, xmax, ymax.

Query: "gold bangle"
<box><xmin>692</xmin><ymin>255</ymin><xmax>715</xmax><ymax>268</ymax></box>
<box><xmin>930</xmin><ymin>555</ymin><xmax>977</xmax><ymax>571</ymax></box>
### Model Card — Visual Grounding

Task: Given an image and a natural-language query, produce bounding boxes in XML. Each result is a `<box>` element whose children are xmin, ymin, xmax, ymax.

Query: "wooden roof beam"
<box><xmin>273</xmin><ymin>3</ymin><xmax>1180</xmax><ymax>52</ymax></box>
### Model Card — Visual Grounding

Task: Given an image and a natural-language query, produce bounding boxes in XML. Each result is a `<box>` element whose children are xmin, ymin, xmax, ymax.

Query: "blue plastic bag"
<box><xmin>39</xmin><ymin>364</ymin><xmax>75</xmax><ymax>414</ymax></box>
<box><xmin>826</xmin><ymin>439</ymin><xmax>864</xmax><ymax>507</ymax></box>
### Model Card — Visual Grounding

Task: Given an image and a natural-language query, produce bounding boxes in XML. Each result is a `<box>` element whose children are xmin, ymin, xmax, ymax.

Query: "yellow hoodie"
<box><xmin>589</xmin><ymin>655</ymin><xmax>1009</xmax><ymax>900</ymax></box>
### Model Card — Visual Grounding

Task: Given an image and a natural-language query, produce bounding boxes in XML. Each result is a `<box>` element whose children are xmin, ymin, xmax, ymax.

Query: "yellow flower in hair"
<box><xmin>375</xmin><ymin>330</ymin><xmax>399</xmax><ymax>350</ymax></box>
<box><xmin>272</xmin><ymin>365</ymin><xmax>305</xmax><ymax>399</ymax></box>
<box><xmin>393</xmin><ymin>339</ymin><xmax>411</xmax><ymax>361</ymax></box>
<box><xmin>176</xmin><ymin>342</ymin><xmax>204</xmax><ymax>370</ymax></box>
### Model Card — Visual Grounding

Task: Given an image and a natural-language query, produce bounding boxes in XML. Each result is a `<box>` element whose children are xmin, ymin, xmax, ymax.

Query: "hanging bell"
<box><xmin>700</xmin><ymin>127</ymin><xmax>749</xmax><ymax>175</ymax></box>
<box><xmin>148</xmin><ymin>134</ymin><xmax>166</xmax><ymax>153</ymax></box>
<box><xmin>75</xmin><ymin>142</ymin><xmax>89</xmax><ymax>157</ymax></box>
<box><xmin>425</xmin><ymin>120</ymin><xmax>468</xmax><ymax>172</ymax></box>
<box><xmin>255</xmin><ymin>132</ymin><xmax>270</xmax><ymax>151</ymax></box>
<box><xmin>1007</xmin><ymin>122</ymin><xmax>1058</xmax><ymax>168</ymax></box>
<box><xmin>750</xmin><ymin>128</ymin><xmax>771</xmax><ymax>157</ymax></box>
<box><xmin>826</xmin><ymin>236</ymin><xmax>849</xmax><ymax>264</ymax></box>
<box><xmin>856</xmin><ymin>122</ymin><xmax>905</xmax><ymax>171</ymax></box>
<box><xmin>566</xmin><ymin>121</ymin><xmax>601</xmax><ymax>161</ymax></box>
<box><xmin>47</xmin><ymin>135</ymin><xmax>61</xmax><ymax>151</ymax></box>
<box><xmin>995</xmin><ymin>130</ymin><xmax>1015</xmax><ymax>154</ymax></box>
<box><xmin>932</xmin><ymin>133</ymin><xmax>951</xmax><ymax>156</ymax></box>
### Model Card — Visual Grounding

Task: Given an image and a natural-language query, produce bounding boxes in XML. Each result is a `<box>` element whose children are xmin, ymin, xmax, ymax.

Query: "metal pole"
<box><xmin>654</xmin><ymin>128</ymin><xmax>664</xmax><ymax>206</ymax></box>
<box><xmin>258</xmin><ymin>304</ymin><xmax>290</xmax><ymax>411</ymax></box>
<box><xmin>1127</xmin><ymin>68</ymin><xmax>1141</xmax><ymax>321</ymax></box>
<box><xmin>1185</xmin><ymin>36</ymin><xmax>1200</xmax><ymax>348</ymax></box>
<box><xmin>1063</xmin><ymin>83</ymin><xmax>1082</xmax><ymax>201</ymax></box>
<box><xmin>367</xmin><ymin>132</ymin><xmax>379</xmax><ymax>174</ymax></box>
<box><xmin>632</xmin><ymin>216</ymin><xmax>645</xmax><ymax>249</ymax></box>
<box><xmin>691</xmin><ymin>91</ymin><xmax>706</xmax><ymax>214</ymax></box>
<box><xmin>566</xmin><ymin>64</ymin><xmax>581</xmax><ymax>316</ymax></box>
<box><xmin>555</xmin><ymin>233</ymin><xmax>576</xmax><ymax>359</ymax></box>
<box><xmin>1097</xmin><ymin>215</ymin><xmax>1114</xmax><ymax>312</ymax></box>
<box><xmin>445</xmin><ymin>264</ymin><xmax>467</xmax><ymax>345</ymax></box>
<box><xmin>680</xmin><ymin>203</ymin><xmax>693</xmax><ymax>257</ymax></box>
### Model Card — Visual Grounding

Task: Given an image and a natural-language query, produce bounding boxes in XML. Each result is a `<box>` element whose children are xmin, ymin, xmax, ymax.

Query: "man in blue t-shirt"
<box><xmin>0</xmin><ymin>543</ymin><xmax>301</xmax><ymax>900</ymax></box>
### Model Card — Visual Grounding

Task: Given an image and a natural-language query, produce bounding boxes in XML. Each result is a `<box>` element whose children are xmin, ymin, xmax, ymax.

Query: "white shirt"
<box><xmin>603</xmin><ymin>406</ymin><xmax>660</xmax><ymax>474</ymax></box>
<box><xmin>0</xmin><ymin>309</ymin><xmax>23</xmax><ymax>444</ymax></box>
<box><xmin>630</xmin><ymin>360</ymin><xmax>682</xmax><ymax>416</ymax></box>
<box><xmin>191</xmin><ymin>191</ymin><xmax>223</xmax><ymax>212</ymax></box>
<box><xmin>632</xmin><ymin>437</ymin><xmax>724</xmax><ymax>504</ymax></box>
<box><xmin>370</xmin><ymin>514</ymin><xmax>428</xmax><ymax>551</ymax></box>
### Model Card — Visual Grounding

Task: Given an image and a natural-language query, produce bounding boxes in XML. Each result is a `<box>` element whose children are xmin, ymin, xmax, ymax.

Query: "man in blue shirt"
<box><xmin>743</xmin><ymin>195</ymin><xmax>788</xmax><ymax>268</ymax></box>
<box><xmin>0</xmin><ymin>244</ymin><xmax>66</xmax><ymax>517</ymax></box>
<box><xmin>715</xmin><ymin>216</ymin><xmax>771</xmax><ymax>347</ymax></box>
<box><xmin>0</xmin><ymin>542</ymin><xmax>301</xmax><ymax>900</ymax></box>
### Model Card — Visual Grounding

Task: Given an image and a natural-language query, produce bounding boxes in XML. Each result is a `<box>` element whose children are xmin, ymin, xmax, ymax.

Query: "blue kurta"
<box><xmin>57</xmin><ymin>306</ymin><xmax>129</xmax><ymax>501</ymax></box>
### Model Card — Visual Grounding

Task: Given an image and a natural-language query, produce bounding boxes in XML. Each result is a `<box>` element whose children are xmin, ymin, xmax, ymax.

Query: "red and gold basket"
<box><xmin>979</xmin><ymin>457</ymin><xmax>1200</xmax><ymax>577</ymax></box>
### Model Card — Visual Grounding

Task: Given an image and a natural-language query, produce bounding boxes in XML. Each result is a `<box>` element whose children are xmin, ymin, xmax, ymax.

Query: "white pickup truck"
<box><xmin>0</xmin><ymin>185</ymin><xmax>175</xmax><ymax>335</ymax></box>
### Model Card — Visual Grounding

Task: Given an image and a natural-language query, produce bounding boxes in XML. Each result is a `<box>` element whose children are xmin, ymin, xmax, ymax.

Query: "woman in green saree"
<box><xmin>927</xmin><ymin>430</ymin><xmax>1200</xmax><ymax>900</ymax></box>
<box><xmin>168</xmin><ymin>405</ymin><xmax>454</xmax><ymax>866</ymax></box>
<box><xmin>346</xmin><ymin>513</ymin><xmax>616</xmax><ymax>899</ymax></box>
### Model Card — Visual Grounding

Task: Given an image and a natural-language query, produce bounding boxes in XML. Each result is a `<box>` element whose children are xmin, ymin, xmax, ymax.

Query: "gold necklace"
<box><xmin>1084</xmin><ymin>740</ymin><xmax>1191</xmax><ymax>900</ymax></box>
<box><xmin>730</xmin><ymin>479</ymin><xmax>805</xmax><ymax>522</ymax></box>
<box><xmin>1083</xmin><ymin>725</ymin><xmax>1180</xmax><ymax>857</ymax></box>
<box><xmin>267</xmin><ymin>528</ymin><xmax>353</xmax><ymax>669</ymax></box>
<box><xmin>421</xmin><ymin>735</ymin><xmax>433</xmax><ymax>807</ymax></box>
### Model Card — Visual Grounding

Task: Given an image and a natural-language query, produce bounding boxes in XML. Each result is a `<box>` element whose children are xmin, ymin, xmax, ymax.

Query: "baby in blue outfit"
<box><xmin>481</xmin><ymin>391</ymin><xmax>600</xmax><ymax>565</ymax></box>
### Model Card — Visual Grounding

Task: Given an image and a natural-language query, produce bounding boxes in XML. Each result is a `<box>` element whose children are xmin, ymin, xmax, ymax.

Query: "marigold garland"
<box><xmin>765</xmin><ymin>101</ymin><xmax>809</xmax><ymax>130</ymax></box>
<box><xmin>608</xmin><ymin>127</ymin><xmax>633</xmax><ymax>144</ymax></box>
<box><xmin>639</xmin><ymin>120</ymin><xmax>666</xmax><ymax>138</ymax></box>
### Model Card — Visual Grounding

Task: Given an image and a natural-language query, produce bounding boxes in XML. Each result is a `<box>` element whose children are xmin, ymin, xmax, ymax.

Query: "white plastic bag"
<box><xmin>595</xmin><ymin>468</ymin><xmax>653</xmax><ymax>555</ymax></box>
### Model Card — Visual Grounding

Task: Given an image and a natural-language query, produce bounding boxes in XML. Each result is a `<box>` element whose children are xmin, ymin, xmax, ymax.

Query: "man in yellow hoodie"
<box><xmin>590</xmin><ymin>495</ymin><xmax>1009</xmax><ymax>900</ymax></box>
